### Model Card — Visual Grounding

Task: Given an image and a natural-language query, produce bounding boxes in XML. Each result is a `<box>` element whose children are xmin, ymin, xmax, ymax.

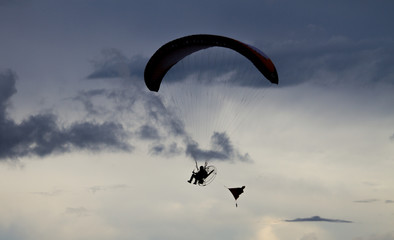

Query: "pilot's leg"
<box><xmin>187</xmin><ymin>173</ymin><xmax>195</xmax><ymax>183</ymax></box>
<box><xmin>193</xmin><ymin>173</ymin><xmax>201</xmax><ymax>184</ymax></box>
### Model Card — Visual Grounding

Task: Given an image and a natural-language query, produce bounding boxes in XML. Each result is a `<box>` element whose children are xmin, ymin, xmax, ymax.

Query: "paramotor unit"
<box><xmin>199</xmin><ymin>165</ymin><xmax>217</xmax><ymax>186</ymax></box>
<box><xmin>187</xmin><ymin>162</ymin><xmax>217</xmax><ymax>186</ymax></box>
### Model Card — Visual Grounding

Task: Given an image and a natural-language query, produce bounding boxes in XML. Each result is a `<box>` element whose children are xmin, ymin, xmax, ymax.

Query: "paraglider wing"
<box><xmin>144</xmin><ymin>34</ymin><xmax>278</xmax><ymax>92</ymax></box>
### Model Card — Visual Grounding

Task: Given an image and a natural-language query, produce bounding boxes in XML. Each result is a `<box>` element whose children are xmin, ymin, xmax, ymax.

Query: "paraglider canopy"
<box><xmin>144</xmin><ymin>34</ymin><xmax>278</xmax><ymax>92</ymax></box>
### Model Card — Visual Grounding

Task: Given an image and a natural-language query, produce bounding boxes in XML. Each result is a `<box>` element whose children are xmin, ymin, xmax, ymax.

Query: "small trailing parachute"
<box><xmin>144</xmin><ymin>34</ymin><xmax>278</xmax><ymax>92</ymax></box>
<box><xmin>228</xmin><ymin>186</ymin><xmax>245</xmax><ymax>207</ymax></box>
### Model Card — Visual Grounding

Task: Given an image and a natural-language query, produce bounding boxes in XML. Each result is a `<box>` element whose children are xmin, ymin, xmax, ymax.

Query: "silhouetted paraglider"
<box><xmin>144</xmin><ymin>34</ymin><xmax>278</xmax><ymax>207</ymax></box>
<box><xmin>187</xmin><ymin>161</ymin><xmax>217</xmax><ymax>186</ymax></box>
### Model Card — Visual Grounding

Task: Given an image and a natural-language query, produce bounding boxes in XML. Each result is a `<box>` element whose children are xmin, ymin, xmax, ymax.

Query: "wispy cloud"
<box><xmin>149</xmin><ymin>142</ymin><xmax>183</xmax><ymax>157</ymax></box>
<box><xmin>65</xmin><ymin>207</ymin><xmax>90</xmax><ymax>217</ymax></box>
<box><xmin>353</xmin><ymin>199</ymin><xmax>394</xmax><ymax>205</ymax></box>
<box><xmin>87</xmin><ymin>48</ymin><xmax>146</xmax><ymax>80</ymax></box>
<box><xmin>270</xmin><ymin>37</ymin><xmax>394</xmax><ymax>86</ymax></box>
<box><xmin>284</xmin><ymin>216</ymin><xmax>352</xmax><ymax>223</ymax></box>
<box><xmin>30</xmin><ymin>190</ymin><xmax>62</xmax><ymax>197</ymax></box>
<box><xmin>354</xmin><ymin>199</ymin><xmax>380</xmax><ymax>203</ymax></box>
<box><xmin>136</xmin><ymin>124</ymin><xmax>161</xmax><ymax>140</ymax></box>
<box><xmin>87</xmin><ymin>184</ymin><xmax>129</xmax><ymax>194</ymax></box>
<box><xmin>72</xmin><ymin>89</ymin><xmax>109</xmax><ymax>116</ymax></box>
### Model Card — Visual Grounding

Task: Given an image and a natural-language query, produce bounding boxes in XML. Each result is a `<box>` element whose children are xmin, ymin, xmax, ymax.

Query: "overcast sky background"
<box><xmin>1</xmin><ymin>0</ymin><xmax>394</xmax><ymax>239</ymax></box>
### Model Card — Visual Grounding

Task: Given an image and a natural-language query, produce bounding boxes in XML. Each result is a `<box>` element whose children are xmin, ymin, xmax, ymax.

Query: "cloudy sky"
<box><xmin>1</xmin><ymin>0</ymin><xmax>394</xmax><ymax>239</ymax></box>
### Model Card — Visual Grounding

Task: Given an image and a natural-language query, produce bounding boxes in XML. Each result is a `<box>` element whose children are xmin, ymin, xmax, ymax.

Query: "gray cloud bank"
<box><xmin>285</xmin><ymin>216</ymin><xmax>352</xmax><ymax>223</ymax></box>
<box><xmin>1</xmin><ymin>51</ymin><xmax>252</xmax><ymax>163</ymax></box>
<box><xmin>0</xmin><ymin>69</ymin><xmax>132</xmax><ymax>160</ymax></box>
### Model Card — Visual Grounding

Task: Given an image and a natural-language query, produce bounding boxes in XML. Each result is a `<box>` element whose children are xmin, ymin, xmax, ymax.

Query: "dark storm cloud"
<box><xmin>211</xmin><ymin>132</ymin><xmax>233</xmax><ymax>155</ymax></box>
<box><xmin>150</xmin><ymin>144</ymin><xmax>165</xmax><ymax>155</ymax></box>
<box><xmin>390</xmin><ymin>133</ymin><xmax>394</xmax><ymax>141</ymax></box>
<box><xmin>186</xmin><ymin>141</ymin><xmax>227</xmax><ymax>161</ymax></box>
<box><xmin>64</xmin><ymin>121</ymin><xmax>130</xmax><ymax>151</ymax></box>
<box><xmin>0</xmin><ymin>69</ymin><xmax>132</xmax><ymax>160</ymax></box>
<box><xmin>149</xmin><ymin>142</ymin><xmax>182</xmax><ymax>157</ymax></box>
<box><xmin>285</xmin><ymin>216</ymin><xmax>352</xmax><ymax>223</ymax></box>
<box><xmin>269</xmin><ymin>37</ymin><xmax>394</xmax><ymax>86</ymax></box>
<box><xmin>0</xmin><ymin>113</ymin><xmax>131</xmax><ymax>159</ymax></box>
<box><xmin>136</xmin><ymin>124</ymin><xmax>161</xmax><ymax>140</ymax></box>
<box><xmin>186</xmin><ymin>132</ymin><xmax>252</xmax><ymax>162</ymax></box>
